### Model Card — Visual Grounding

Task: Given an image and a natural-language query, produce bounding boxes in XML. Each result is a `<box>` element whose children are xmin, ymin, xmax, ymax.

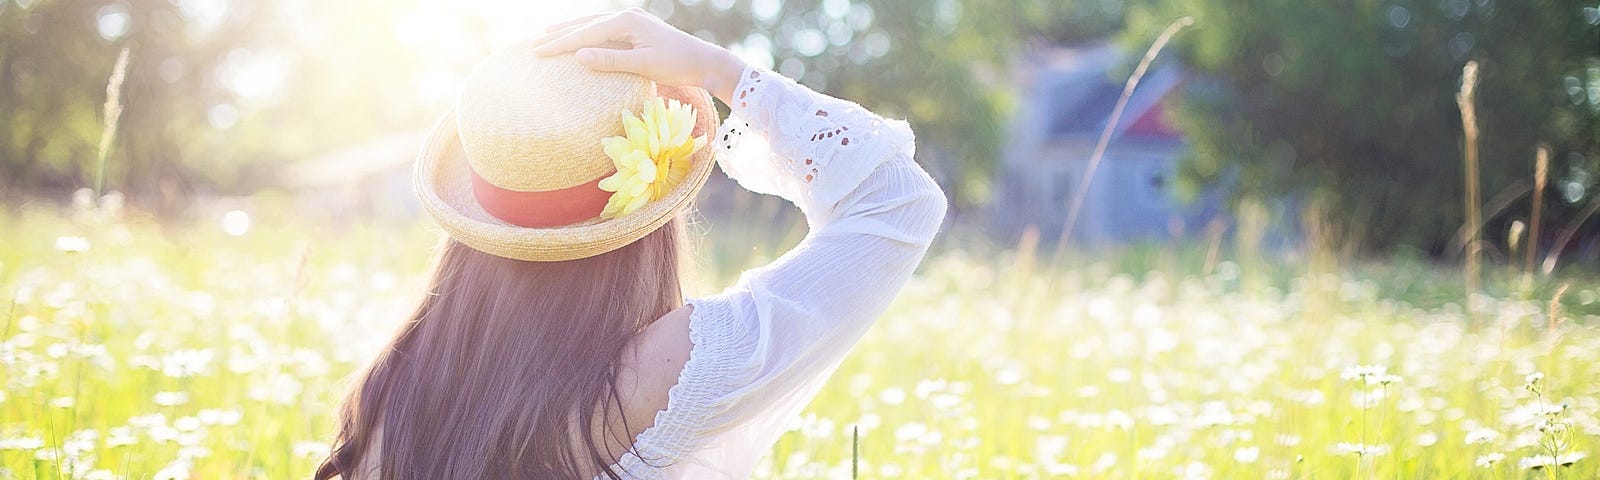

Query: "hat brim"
<box><xmin>415</xmin><ymin>84</ymin><xmax>719</xmax><ymax>262</ymax></box>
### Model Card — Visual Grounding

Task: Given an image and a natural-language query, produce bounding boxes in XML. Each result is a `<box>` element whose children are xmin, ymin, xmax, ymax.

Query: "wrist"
<box><xmin>700</xmin><ymin>48</ymin><xmax>746</xmax><ymax>106</ymax></box>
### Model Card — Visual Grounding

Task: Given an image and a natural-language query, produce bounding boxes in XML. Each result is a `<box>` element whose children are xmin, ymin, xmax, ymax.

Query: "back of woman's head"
<box><xmin>316</xmin><ymin>217</ymin><xmax>686</xmax><ymax>479</ymax></box>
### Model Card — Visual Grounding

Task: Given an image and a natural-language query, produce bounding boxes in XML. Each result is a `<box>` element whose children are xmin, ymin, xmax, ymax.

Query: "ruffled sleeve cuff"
<box><xmin>713</xmin><ymin>65</ymin><xmax>917</xmax><ymax>225</ymax></box>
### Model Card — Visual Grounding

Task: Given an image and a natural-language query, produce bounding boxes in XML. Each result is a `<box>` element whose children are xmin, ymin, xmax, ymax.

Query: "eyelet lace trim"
<box><xmin>714</xmin><ymin>67</ymin><xmax>915</xmax><ymax>216</ymax></box>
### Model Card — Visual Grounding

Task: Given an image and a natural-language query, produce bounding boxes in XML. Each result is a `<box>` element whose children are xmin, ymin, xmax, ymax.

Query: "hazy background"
<box><xmin>1</xmin><ymin>0</ymin><xmax>1596</xmax><ymax>266</ymax></box>
<box><xmin>4</xmin><ymin>1</ymin><xmax>1600</xmax><ymax>477</ymax></box>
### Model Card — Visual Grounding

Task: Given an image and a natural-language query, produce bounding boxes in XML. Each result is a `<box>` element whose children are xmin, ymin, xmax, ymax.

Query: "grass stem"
<box><xmin>1455</xmin><ymin>61</ymin><xmax>1481</xmax><ymax>321</ymax></box>
<box><xmin>1528</xmin><ymin>145</ymin><xmax>1549</xmax><ymax>275</ymax></box>
<box><xmin>94</xmin><ymin>48</ymin><xmax>130</xmax><ymax>198</ymax></box>
<box><xmin>1053</xmin><ymin>16</ymin><xmax>1194</xmax><ymax>261</ymax></box>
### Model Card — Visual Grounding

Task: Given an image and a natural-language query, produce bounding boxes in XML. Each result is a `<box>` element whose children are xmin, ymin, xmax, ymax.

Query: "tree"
<box><xmin>1123</xmin><ymin>0</ymin><xmax>1600</xmax><ymax>257</ymax></box>
<box><xmin>650</xmin><ymin>0</ymin><xmax>1122</xmax><ymax>206</ymax></box>
<box><xmin>0</xmin><ymin>0</ymin><xmax>504</xmax><ymax>208</ymax></box>
<box><xmin>0</xmin><ymin>0</ymin><xmax>279</xmax><ymax>206</ymax></box>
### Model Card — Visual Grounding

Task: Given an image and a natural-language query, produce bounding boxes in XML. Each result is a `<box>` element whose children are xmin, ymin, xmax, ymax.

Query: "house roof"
<box><xmin>286</xmin><ymin>129</ymin><xmax>430</xmax><ymax>188</ymax></box>
<box><xmin>1034</xmin><ymin>43</ymin><xmax>1186</xmax><ymax>142</ymax></box>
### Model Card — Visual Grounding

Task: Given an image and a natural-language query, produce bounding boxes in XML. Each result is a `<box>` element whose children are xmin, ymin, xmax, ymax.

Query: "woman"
<box><xmin>316</xmin><ymin>9</ymin><xmax>946</xmax><ymax>479</ymax></box>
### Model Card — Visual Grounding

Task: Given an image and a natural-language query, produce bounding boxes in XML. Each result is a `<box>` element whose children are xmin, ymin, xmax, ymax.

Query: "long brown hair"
<box><xmin>315</xmin><ymin>217</ymin><xmax>686</xmax><ymax>479</ymax></box>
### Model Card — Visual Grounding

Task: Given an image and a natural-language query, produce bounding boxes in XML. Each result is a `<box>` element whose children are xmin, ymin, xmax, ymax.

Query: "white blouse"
<box><xmin>606</xmin><ymin>67</ymin><xmax>948</xmax><ymax>479</ymax></box>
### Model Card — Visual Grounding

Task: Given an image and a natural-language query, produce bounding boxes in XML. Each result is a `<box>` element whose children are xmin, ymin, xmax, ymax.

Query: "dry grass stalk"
<box><xmin>1053</xmin><ymin>16</ymin><xmax>1194</xmax><ymax>260</ymax></box>
<box><xmin>94</xmin><ymin>47</ymin><xmax>131</xmax><ymax>197</ymax></box>
<box><xmin>1547</xmin><ymin>283</ymin><xmax>1568</xmax><ymax>357</ymax></box>
<box><xmin>1450</xmin><ymin>179</ymin><xmax>1531</xmax><ymax>255</ymax></box>
<box><xmin>1456</xmin><ymin>61</ymin><xmax>1481</xmax><ymax>316</ymax></box>
<box><xmin>1541</xmin><ymin>195</ymin><xmax>1600</xmax><ymax>274</ymax></box>
<box><xmin>1528</xmin><ymin>145</ymin><xmax>1549</xmax><ymax>275</ymax></box>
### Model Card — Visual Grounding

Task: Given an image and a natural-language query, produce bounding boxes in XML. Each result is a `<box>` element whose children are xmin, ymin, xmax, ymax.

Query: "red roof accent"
<box><xmin>1125</xmin><ymin>99</ymin><xmax>1181</xmax><ymax>138</ymax></box>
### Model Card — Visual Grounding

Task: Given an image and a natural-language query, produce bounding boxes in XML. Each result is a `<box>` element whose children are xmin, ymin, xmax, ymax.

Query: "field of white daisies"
<box><xmin>2</xmin><ymin>201</ymin><xmax>1597</xmax><ymax>479</ymax></box>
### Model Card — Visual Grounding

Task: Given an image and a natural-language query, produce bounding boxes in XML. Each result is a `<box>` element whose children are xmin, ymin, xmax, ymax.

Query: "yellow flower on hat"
<box><xmin>597</xmin><ymin>97</ymin><xmax>706</xmax><ymax>220</ymax></box>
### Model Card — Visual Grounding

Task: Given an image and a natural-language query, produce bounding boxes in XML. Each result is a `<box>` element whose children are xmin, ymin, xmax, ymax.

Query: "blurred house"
<box><xmin>996</xmin><ymin>42</ymin><xmax>1227</xmax><ymax>245</ymax></box>
<box><xmin>287</xmin><ymin>130</ymin><xmax>430</xmax><ymax>223</ymax></box>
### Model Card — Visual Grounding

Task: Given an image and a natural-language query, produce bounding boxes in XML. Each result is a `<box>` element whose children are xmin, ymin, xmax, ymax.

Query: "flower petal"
<box><xmin>623</xmin><ymin>190</ymin><xmax>651</xmax><ymax>214</ymax></box>
<box><xmin>602</xmin><ymin>137</ymin><xmax>634</xmax><ymax>162</ymax></box>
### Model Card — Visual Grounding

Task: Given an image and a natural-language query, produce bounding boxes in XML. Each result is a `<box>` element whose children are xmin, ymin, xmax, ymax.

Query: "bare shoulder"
<box><xmin>611</xmin><ymin>304</ymin><xmax>695</xmax><ymax>437</ymax></box>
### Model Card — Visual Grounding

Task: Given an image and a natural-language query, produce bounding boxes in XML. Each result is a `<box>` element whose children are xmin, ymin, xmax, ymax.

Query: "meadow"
<box><xmin>1</xmin><ymin>201</ymin><xmax>1596</xmax><ymax>479</ymax></box>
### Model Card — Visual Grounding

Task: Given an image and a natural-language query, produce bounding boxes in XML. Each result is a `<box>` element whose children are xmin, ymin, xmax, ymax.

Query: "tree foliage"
<box><xmin>651</xmin><ymin>0</ymin><xmax>1122</xmax><ymax>205</ymax></box>
<box><xmin>0</xmin><ymin>0</ymin><xmax>497</xmax><ymax>207</ymax></box>
<box><xmin>0</xmin><ymin>0</ymin><xmax>270</xmax><ymax>205</ymax></box>
<box><xmin>3</xmin><ymin>0</ymin><xmax>1594</xmax><ymax>261</ymax></box>
<box><xmin>1124</xmin><ymin>0</ymin><xmax>1600</xmax><ymax>254</ymax></box>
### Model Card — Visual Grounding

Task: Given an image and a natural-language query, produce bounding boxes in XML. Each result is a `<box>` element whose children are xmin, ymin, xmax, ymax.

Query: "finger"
<box><xmin>575</xmin><ymin>47</ymin><xmax>648</xmax><ymax>74</ymax></box>
<box><xmin>533</xmin><ymin>15</ymin><xmax>635</xmax><ymax>56</ymax></box>
<box><xmin>542</xmin><ymin>13</ymin><xmax>607</xmax><ymax>33</ymax></box>
<box><xmin>528</xmin><ymin>22</ymin><xmax>588</xmax><ymax>50</ymax></box>
<box><xmin>529</xmin><ymin>14</ymin><xmax>612</xmax><ymax>50</ymax></box>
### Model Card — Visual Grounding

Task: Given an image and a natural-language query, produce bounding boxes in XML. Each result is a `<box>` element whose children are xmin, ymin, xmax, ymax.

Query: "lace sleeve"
<box><xmin>714</xmin><ymin>67</ymin><xmax>919</xmax><ymax>226</ymax></box>
<box><xmin>609</xmin><ymin>66</ymin><xmax>946</xmax><ymax>479</ymax></box>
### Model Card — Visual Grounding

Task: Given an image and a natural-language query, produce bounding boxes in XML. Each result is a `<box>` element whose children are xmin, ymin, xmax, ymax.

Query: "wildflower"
<box><xmin>128</xmin><ymin>413</ymin><xmax>167</xmax><ymax>428</ymax></box>
<box><xmin>54</xmin><ymin>236</ymin><xmax>90</xmax><ymax>253</ymax></box>
<box><xmin>994</xmin><ymin>367</ymin><xmax>1023</xmax><ymax>385</ymax></box>
<box><xmin>856</xmin><ymin>413</ymin><xmax>881</xmax><ymax>432</ymax></box>
<box><xmin>1518</xmin><ymin>451</ymin><xmax>1585</xmax><ymax>470</ymax></box>
<box><xmin>1043</xmin><ymin>463</ymin><xmax>1079</xmax><ymax>476</ymax></box>
<box><xmin>151</xmin><ymin>458</ymin><xmax>191</xmax><ymax>480</ymax></box>
<box><xmin>178</xmin><ymin>445</ymin><xmax>211</xmax><ymax>460</ymax></box>
<box><xmin>153</xmin><ymin>391</ymin><xmax>190</xmax><ymax>406</ymax></box>
<box><xmin>1234</xmin><ymin>446</ymin><xmax>1261</xmax><ymax>463</ymax></box>
<box><xmin>1368</xmin><ymin>373</ymin><xmax>1402</xmax><ymax>386</ymax></box>
<box><xmin>1026</xmin><ymin>416</ymin><xmax>1052</xmax><ymax>432</ymax></box>
<box><xmin>293</xmin><ymin>441</ymin><xmax>330</xmax><ymax>459</ymax></box>
<box><xmin>174</xmin><ymin>416</ymin><xmax>202</xmax><ymax>432</ymax></box>
<box><xmin>62</xmin><ymin>429</ymin><xmax>97</xmax><ymax>457</ymax></box>
<box><xmin>1092</xmin><ymin>452</ymin><xmax>1118</xmax><ymax>472</ymax></box>
<box><xmin>1523</xmin><ymin>372</ymin><xmax>1544</xmax><ymax>393</ymax></box>
<box><xmin>597</xmin><ymin>97</ymin><xmax>705</xmax><ymax>219</ymax></box>
<box><xmin>915</xmin><ymin>378</ymin><xmax>948</xmax><ymax>398</ymax></box>
<box><xmin>84</xmin><ymin>470</ymin><xmax>116</xmax><ymax>480</ymax></box>
<box><xmin>197</xmin><ymin>408</ymin><xmax>242</xmax><ymax>426</ymax></box>
<box><xmin>1464</xmin><ymin>428</ymin><xmax>1499</xmax><ymax>445</ymax></box>
<box><xmin>248</xmin><ymin>372</ymin><xmax>303</xmax><ymax>405</ymax></box>
<box><xmin>106</xmin><ymin>426</ymin><xmax>137</xmax><ymax>448</ymax></box>
<box><xmin>161</xmin><ymin>349</ymin><xmax>214</xmax><ymax>378</ymax></box>
<box><xmin>1333</xmin><ymin>442</ymin><xmax>1390</xmax><ymax>456</ymax></box>
<box><xmin>1137</xmin><ymin>445</ymin><xmax>1170</xmax><ymax>461</ymax></box>
<box><xmin>1475</xmin><ymin>452</ymin><xmax>1505</xmax><ymax>467</ymax></box>
<box><xmin>1340</xmin><ymin>365</ymin><xmax>1386</xmax><ymax>381</ymax></box>
<box><xmin>0</xmin><ymin>436</ymin><xmax>44</xmax><ymax>450</ymax></box>
<box><xmin>149</xmin><ymin>425</ymin><xmax>179</xmax><ymax>443</ymax></box>
<box><xmin>894</xmin><ymin>422</ymin><xmax>928</xmax><ymax>442</ymax></box>
<box><xmin>879</xmin><ymin>387</ymin><xmax>906</xmax><ymax>405</ymax></box>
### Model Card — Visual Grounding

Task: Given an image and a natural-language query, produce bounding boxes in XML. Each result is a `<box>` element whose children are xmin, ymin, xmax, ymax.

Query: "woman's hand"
<box><xmin>530</xmin><ymin>9</ymin><xmax>747</xmax><ymax>105</ymax></box>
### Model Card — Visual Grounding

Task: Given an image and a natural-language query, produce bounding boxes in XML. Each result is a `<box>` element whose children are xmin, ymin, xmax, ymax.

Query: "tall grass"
<box><xmin>1457</xmin><ymin>60</ymin><xmax>1482</xmax><ymax>318</ymax></box>
<box><xmin>93</xmin><ymin>48</ymin><xmax>130</xmax><ymax>198</ymax></box>
<box><xmin>1</xmin><ymin>208</ymin><xmax>1596</xmax><ymax>478</ymax></box>
<box><xmin>1528</xmin><ymin>145</ymin><xmax>1549</xmax><ymax>276</ymax></box>
<box><xmin>1053</xmin><ymin>16</ymin><xmax>1194</xmax><ymax>259</ymax></box>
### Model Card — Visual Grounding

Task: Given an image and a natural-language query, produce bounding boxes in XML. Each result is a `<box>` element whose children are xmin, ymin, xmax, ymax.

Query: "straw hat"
<box><xmin>415</xmin><ymin>39</ymin><xmax>718</xmax><ymax>262</ymax></box>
